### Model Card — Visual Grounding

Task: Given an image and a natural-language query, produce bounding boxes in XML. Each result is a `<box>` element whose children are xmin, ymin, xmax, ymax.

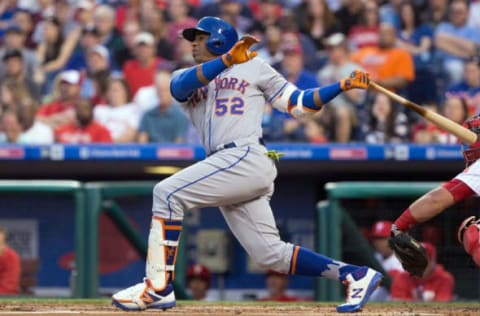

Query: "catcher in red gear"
<box><xmin>390</xmin><ymin>114</ymin><xmax>480</xmax><ymax>276</ymax></box>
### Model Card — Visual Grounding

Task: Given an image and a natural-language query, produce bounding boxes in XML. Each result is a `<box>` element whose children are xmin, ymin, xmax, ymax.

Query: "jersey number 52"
<box><xmin>215</xmin><ymin>97</ymin><xmax>245</xmax><ymax>116</ymax></box>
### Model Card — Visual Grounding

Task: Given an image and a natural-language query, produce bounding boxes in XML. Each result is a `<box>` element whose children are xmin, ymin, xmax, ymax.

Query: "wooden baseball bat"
<box><xmin>369</xmin><ymin>81</ymin><xmax>478</xmax><ymax>145</ymax></box>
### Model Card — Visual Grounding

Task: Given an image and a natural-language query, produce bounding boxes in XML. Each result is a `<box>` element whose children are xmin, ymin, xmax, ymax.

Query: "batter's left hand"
<box><xmin>222</xmin><ymin>35</ymin><xmax>259</xmax><ymax>67</ymax></box>
<box><xmin>340</xmin><ymin>70</ymin><xmax>370</xmax><ymax>91</ymax></box>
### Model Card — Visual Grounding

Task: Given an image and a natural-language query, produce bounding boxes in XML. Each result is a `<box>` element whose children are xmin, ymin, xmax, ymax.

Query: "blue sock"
<box><xmin>289</xmin><ymin>246</ymin><xmax>359</xmax><ymax>280</ymax></box>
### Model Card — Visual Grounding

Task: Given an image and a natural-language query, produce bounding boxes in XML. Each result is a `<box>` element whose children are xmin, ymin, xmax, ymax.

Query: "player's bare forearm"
<box><xmin>408</xmin><ymin>186</ymin><xmax>455</xmax><ymax>223</ymax></box>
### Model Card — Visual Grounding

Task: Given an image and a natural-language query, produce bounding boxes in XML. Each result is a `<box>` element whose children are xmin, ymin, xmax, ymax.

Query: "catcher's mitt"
<box><xmin>389</xmin><ymin>229</ymin><xmax>428</xmax><ymax>277</ymax></box>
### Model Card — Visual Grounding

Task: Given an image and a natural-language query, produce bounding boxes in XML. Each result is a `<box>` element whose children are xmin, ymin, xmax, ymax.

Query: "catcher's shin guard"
<box><xmin>112</xmin><ymin>217</ymin><xmax>182</xmax><ymax>311</ymax></box>
<box><xmin>458</xmin><ymin>216</ymin><xmax>480</xmax><ymax>266</ymax></box>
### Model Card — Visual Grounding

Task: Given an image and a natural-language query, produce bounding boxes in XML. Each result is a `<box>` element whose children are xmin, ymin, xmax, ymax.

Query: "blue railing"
<box><xmin>0</xmin><ymin>143</ymin><xmax>465</xmax><ymax>161</ymax></box>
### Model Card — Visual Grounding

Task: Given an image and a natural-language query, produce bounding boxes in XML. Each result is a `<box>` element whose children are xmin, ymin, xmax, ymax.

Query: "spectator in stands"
<box><xmin>13</xmin><ymin>9</ymin><xmax>36</xmax><ymax>49</ymax></box>
<box><xmin>74</xmin><ymin>0</ymin><xmax>95</xmax><ymax>32</ymax></box>
<box><xmin>379</xmin><ymin>0</ymin><xmax>402</xmax><ymax>30</ymax></box>
<box><xmin>36</xmin><ymin>16</ymin><xmax>79</xmax><ymax>94</ymax></box>
<box><xmin>166</xmin><ymin>0</ymin><xmax>197</xmax><ymax>47</ymax></box>
<box><xmin>434</xmin><ymin>0</ymin><xmax>480</xmax><ymax>84</ymax></box>
<box><xmin>297</xmin><ymin>0</ymin><xmax>342</xmax><ymax>52</ymax></box>
<box><xmin>247</xmin><ymin>0</ymin><xmax>282</xmax><ymax>36</ymax></box>
<box><xmin>115</xmin><ymin>20</ymin><xmax>140</xmax><ymax>68</ymax></box>
<box><xmin>122</xmin><ymin>32</ymin><xmax>166</xmax><ymax>97</ymax></box>
<box><xmin>304</xmin><ymin>115</ymin><xmax>328</xmax><ymax>144</ymax></box>
<box><xmin>258</xmin><ymin>270</ymin><xmax>302</xmax><ymax>302</ymax></box>
<box><xmin>276</xmin><ymin>10</ymin><xmax>320</xmax><ymax>72</ymax></box>
<box><xmin>335</xmin><ymin>0</ymin><xmax>363</xmax><ymax>35</ymax></box>
<box><xmin>50</xmin><ymin>0</ymin><xmax>77</xmax><ymax>37</ymax></box>
<box><xmin>411</xmin><ymin>102</ymin><xmax>444</xmax><ymax>144</ymax></box>
<box><xmin>94</xmin><ymin>5</ymin><xmax>125</xmax><ymax>69</ymax></box>
<box><xmin>55</xmin><ymin>98</ymin><xmax>112</xmax><ymax>144</ymax></box>
<box><xmin>93</xmin><ymin>76</ymin><xmax>140</xmax><ymax>143</ymax></box>
<box><xmin>256</xmin><ymin>25</ymin><xmax>283</xmax><ymax>69</ymax></box>
<box><xmin>81</xmin><ymin>44</ymin><xmax>111</xmax><ymax>105</ymax></box>
<box><xmin>2</xmin><ymin>49</ymin><xmax>40</xmax><ymax>100</ymax></box>
<box><xmin>317</xmin><ymin>33</ymin><xmax>362</xmax><ymax>142</ymax></box>
<box><xmin>0</xmin><ymin>226</ymin><xmax>21</xmax><ymax>295</ymax></box>
<box><xmin>369</xmin><ymin>220</ymin><xmax>403</xmax><ymax>301</ymax></box>
<box><xmin>439</xmin><ymin>97</ymin><xmax>468</xmax><ymax>144</ymax></box>
<box><xmin>446</xmin><ymin>58</ymin><xmax>480</xmax><ymax>115</ymax></box>
<box><xmin>193</xmin><ymin>0</ymin><xmax>253</xmax><ymax>20</ymax></box>
<box><xmin>281</xmin><ymin>35</ymin><xmax>318</xmax><ymax>90</ymax></box>
<box><xmin>391</xmin><ymin>242</ymin><xmax>454</xmax><ymax>302</ymax></box>
<box><xmin>18</xmin><ymin>98</ymin><xmax>54</xmax><ymax>144</ymax></box>
<box><xmin>219</xmin><ymin>0</ymin><xmax>252</xmax><ymax>36</ymax></box>
<box><xmin>280</xmin><ymin>35</ymin><xmax>318</xmax><ymax>142</ymax></box>
<box><xmin>0</xmin><ymin>24</ymin><xmax>39</xmax><ymax>81</ymax></box>
<box><xmin>65</xmin><ymin>24</ymin><xmax>101</xmax><ymax>71</ymax></box>
<box><xmin>352</xmin><ymin>23</ymin><xmax>414</xmax><ymax>92</ymax></box>
<box><xmin>0</xmin><ymin>79</ymin><xmax>31</xmax><ymax>112</ymax></box>
<box><xmin>142</xmin><ymin>8</ymin><xmax>174</xmax><ymax>62</ymax></box>
<box><xmin>138</xmin><ymin>71</ymin><xmax>188</xmax><ymax>143</ymax></box>
<box><xmin>362</xmin><ymin>92</ymin><xmax>409</xmax><ymax>144</ymax></box>
<box><xmin>262</xmin><ymin>103</ymin><xmax>290</xmax><ymax>142</ymax></box>
<box><xmin>425</xmin><ymin>0</ymin><xmax>449</xmax><ymax>27</ymax></box>
<box><xmin>0</xmin><ymin>0</ymin><xmax>17</xmax><ymax>38</ymax></box>
<box><xmin>186</xmin><ymin>263</ymin><xmax>212</xmax><ymax>301</ymax></box>
<box><xmin>37</xmin><ymin>69</ymin><xmax>81</xmax><ymax>129</ymax></box>
<box><xmin>397</xmin><ymin>0</ymin><xmax>435</xmax><ymax>104</ymax></box>
<box><xmin>348</xmin><ymin>0</ymin><xmax>379</xmax><ymax>50</ymax></box>
<box><xmin>468</xmin><ymin>0</ymin><xmax>480</xmax><ymax>29</ymax></box>
<box><xmin>0</xmin><ymin>110</ymin><xmax>22</xmax><ymax>144</ymax></box>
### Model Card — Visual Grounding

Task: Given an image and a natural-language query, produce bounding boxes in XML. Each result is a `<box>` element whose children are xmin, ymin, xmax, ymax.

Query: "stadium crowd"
<box><xmin>0</xmin><ymin>0</ymin><xmax>479</xmax><ymax>145</ymax></box>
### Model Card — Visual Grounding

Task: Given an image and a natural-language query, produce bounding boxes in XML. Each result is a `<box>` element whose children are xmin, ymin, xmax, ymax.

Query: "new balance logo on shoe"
<box><xmin>351</xmin><ymin>288</ymin><xmax>364</xmax><ymax>299</ymax></box>
<box><xmin>337</xmin><ymin>267</ymin><xmax>382</xmax><ymax>313</ymax></box>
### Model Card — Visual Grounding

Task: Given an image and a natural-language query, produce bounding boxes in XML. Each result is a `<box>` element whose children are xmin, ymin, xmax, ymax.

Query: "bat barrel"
<box><xmin>369</xmin><ymin>81</ymin><xmax>478</xmax><ymax>145</ymax></box>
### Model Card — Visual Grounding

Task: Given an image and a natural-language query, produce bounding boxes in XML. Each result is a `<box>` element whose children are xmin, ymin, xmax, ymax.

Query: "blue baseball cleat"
<box><xmin>112</xmin><ymin>278</ymin><xmax>176</xmax><ymax>311</ymax></box>
<box><xmin>336</xmin><ymin>266</ymin><xmax>383</xmax><ymax>313</ymax></box>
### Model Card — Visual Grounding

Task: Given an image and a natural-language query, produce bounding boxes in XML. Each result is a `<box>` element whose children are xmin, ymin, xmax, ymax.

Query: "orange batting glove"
<box><xmin>222</xmin><ymin>35</ymin><xmax>259</xmax><ymax>67</ymax></box>
<box><xmin>340</xmin><ymin>70</ymin><xmax>370</xmax><ymax>91</ymax></box>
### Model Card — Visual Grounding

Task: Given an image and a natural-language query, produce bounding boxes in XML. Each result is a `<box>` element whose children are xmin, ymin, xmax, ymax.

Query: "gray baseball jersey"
<box><xmin>152</xmin><ymin>58</ymin><xmax>299</xmax><ymax>273</ymax></box>
<box><xmin>174</xmin><ymin>58</ymin><xmax>292</xmax><ymax>155</ymax></box>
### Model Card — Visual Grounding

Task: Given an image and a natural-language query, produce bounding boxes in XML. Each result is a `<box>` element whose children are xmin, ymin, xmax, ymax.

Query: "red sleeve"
<box><xmin>0</xmin><ymin>248</ymin><xmax>21</xmax><ymax>294</ymax></box>
<box><xmin>391</xmin><ymin>273</ymin><xmax>414</xmax><ymax>301</ymax></box>
<box><xmin>54</xmin><ymin>125</ymin><xmax>67</xmax><ymax>143</ymax></box>
<box><xmin>91</xmin><ymin>124</ymin><xmax>113</xmax><ymax>143</ymax></box>
<box><xmin>434</xmin><ymin>272</ymin><xmax>454</xmax><ymax>301</ymax></box>
<box><xmin>36</xmin><ymin>103</ymin><xmax>51</xmax><ymax>117</ymax></box>
<box><xmin>99</xmin><ymin>127</ymin><xmax>113</xmax><ymax>143</ymax></box>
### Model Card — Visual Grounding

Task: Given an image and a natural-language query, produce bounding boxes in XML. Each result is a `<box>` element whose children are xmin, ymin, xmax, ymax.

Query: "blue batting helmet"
<box><xmin>182</xmin><ymin>16</ymin><xmax>238</xmax><ymax>55</ymax></box>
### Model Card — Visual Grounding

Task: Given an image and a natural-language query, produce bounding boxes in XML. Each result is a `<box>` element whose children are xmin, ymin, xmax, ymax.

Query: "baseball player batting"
<box><xmin>112</xmin><ymin>16</ymin><xmax>381</xmax><ymax>313</ymax></box>
<box><xmin>389</xmin><ymin>115</ymin><xmax>480</xmax><ymax>277</ymax></box>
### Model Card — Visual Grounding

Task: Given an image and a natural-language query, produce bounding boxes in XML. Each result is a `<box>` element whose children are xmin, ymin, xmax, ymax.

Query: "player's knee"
<box><xmin>153</xmin><ymin>181</ymin><xmax>183</xmax><ymax>217</ymax></box>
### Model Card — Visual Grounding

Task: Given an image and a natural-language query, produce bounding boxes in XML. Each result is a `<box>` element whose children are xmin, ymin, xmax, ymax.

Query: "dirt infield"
<box><xmin>0</xmin><ymin>301</ymin><xmax>479</xmax><ymax>316</ymax></box>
